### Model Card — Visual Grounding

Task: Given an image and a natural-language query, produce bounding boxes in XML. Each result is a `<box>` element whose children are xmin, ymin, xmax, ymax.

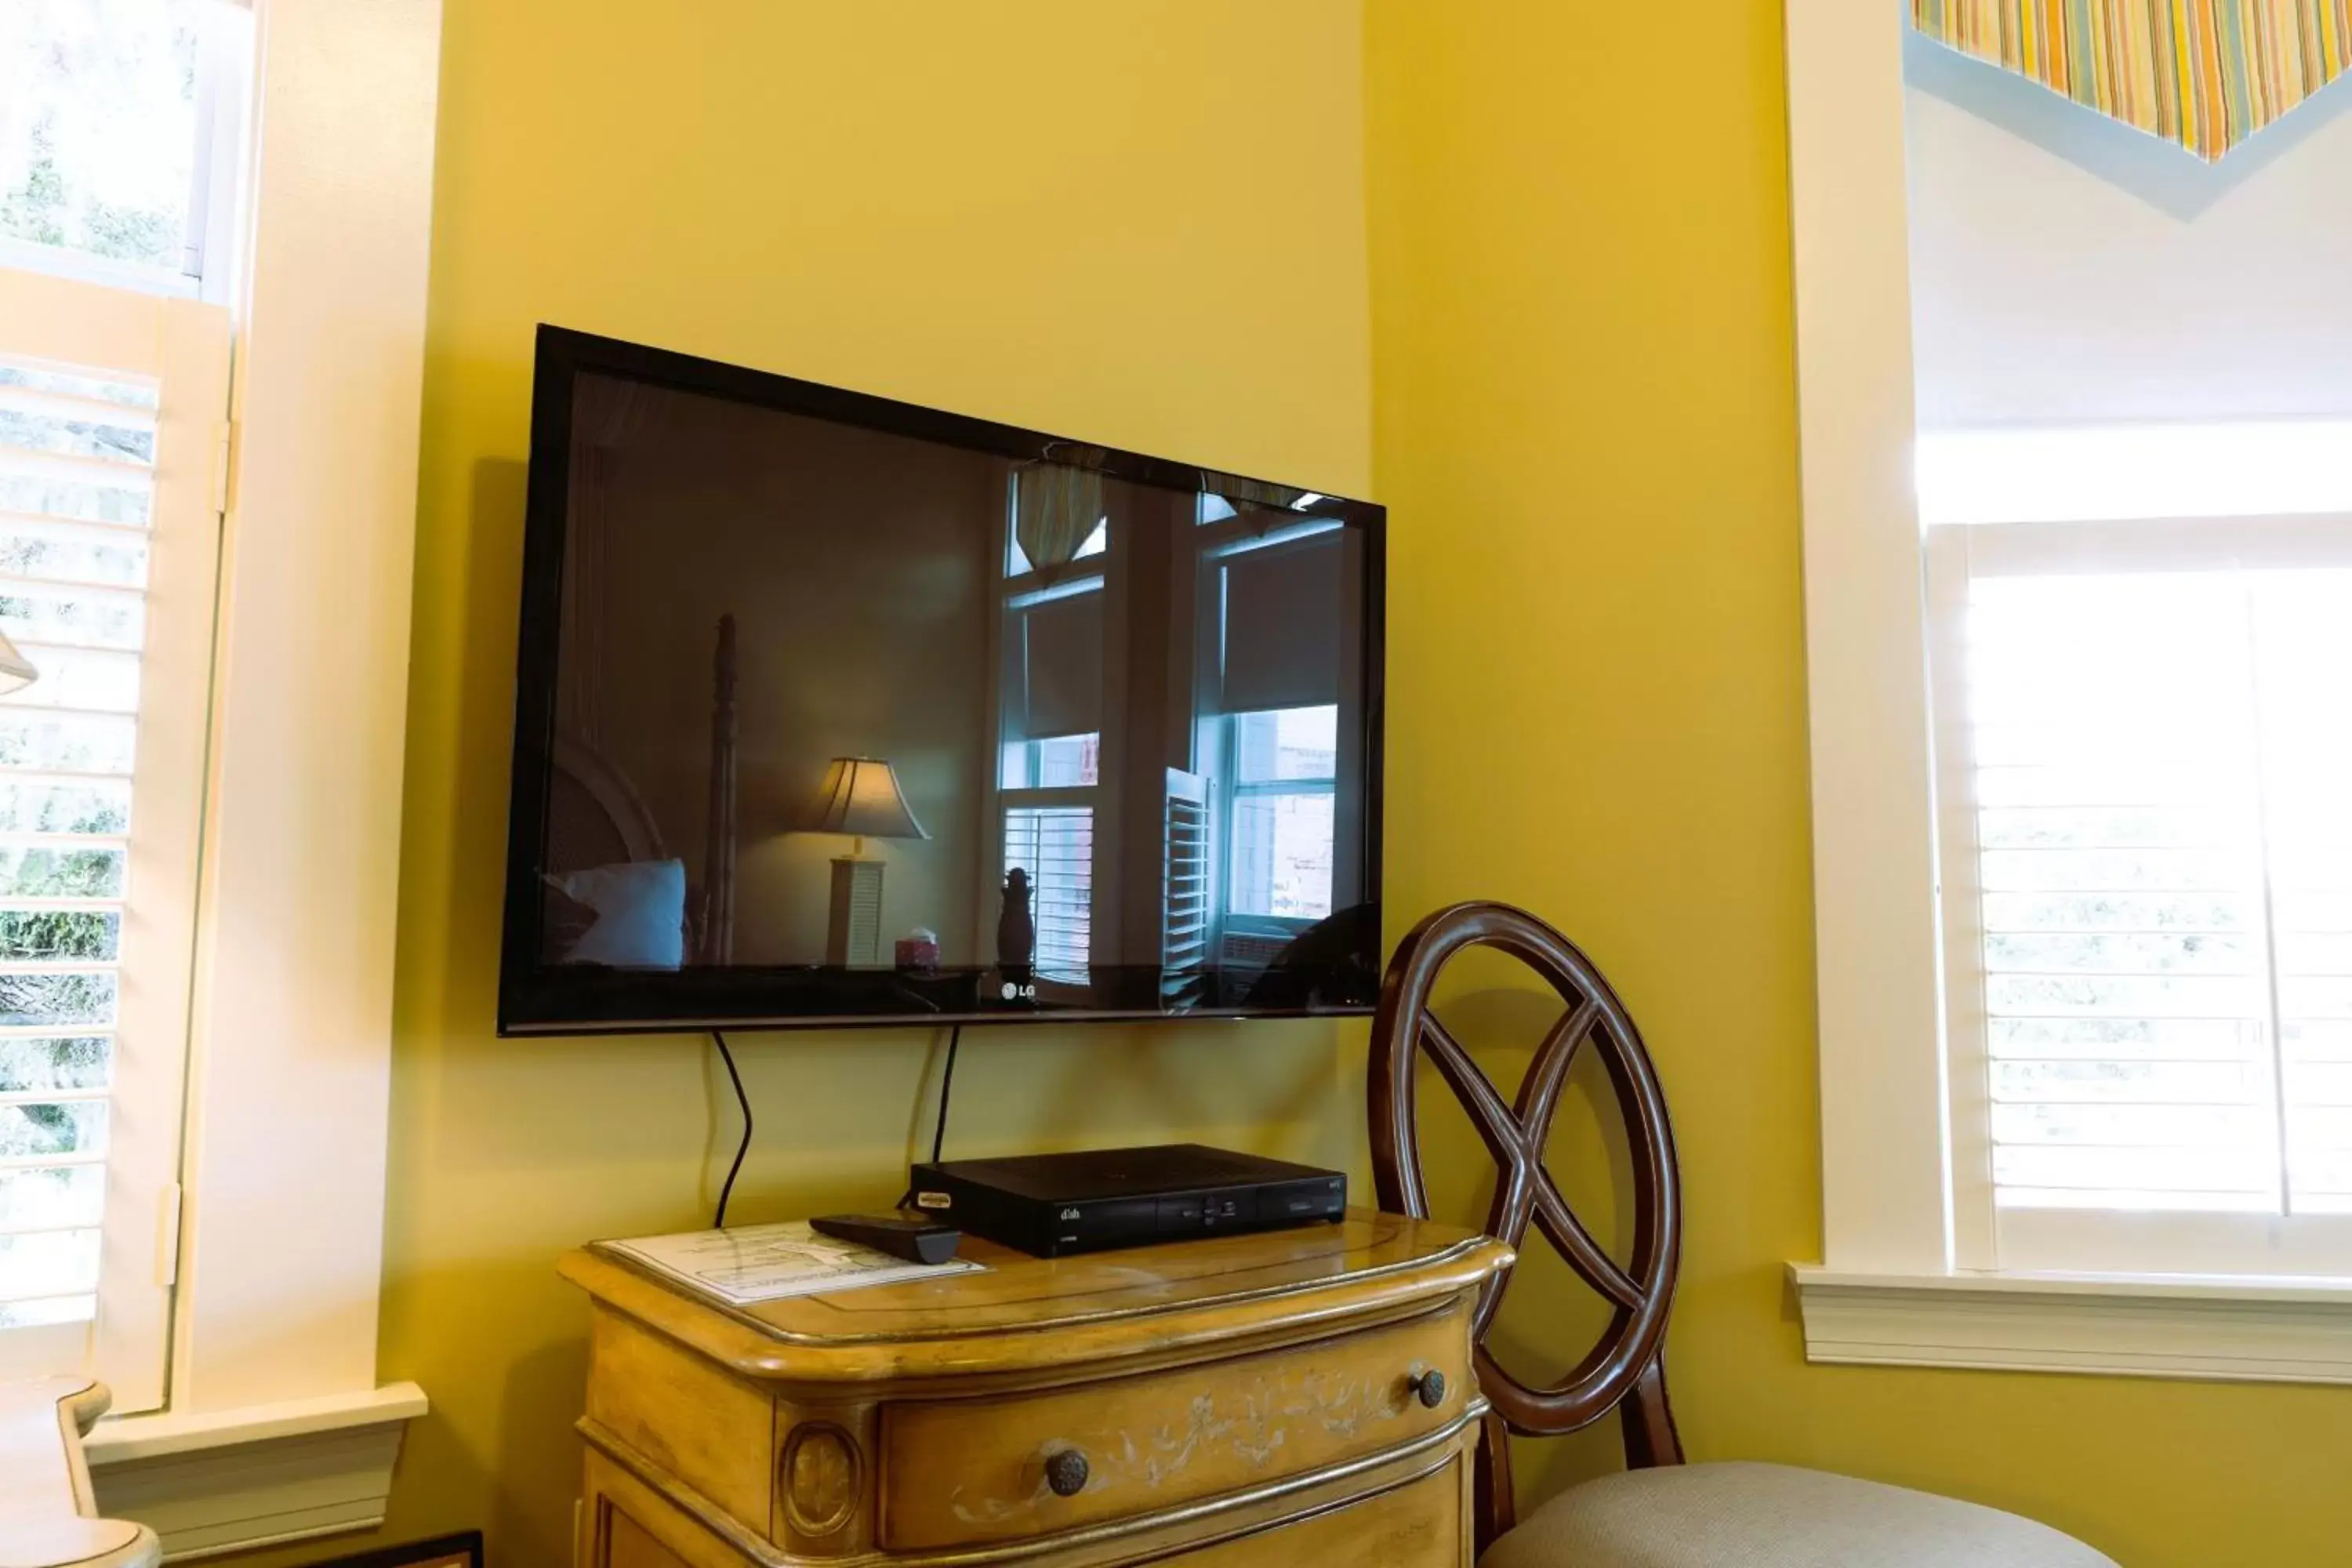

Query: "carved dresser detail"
<box><xmin>560</xmin><ymin>1212</ymin><xmax>1512</xmax><ymax>1568</ymax></box>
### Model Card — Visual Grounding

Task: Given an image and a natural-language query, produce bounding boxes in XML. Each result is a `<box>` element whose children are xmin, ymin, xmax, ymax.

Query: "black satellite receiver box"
<box><xmin>907</xmin><ymin>1143</ymin><xmax>1348</xmax><ymax>1258</ymax></box>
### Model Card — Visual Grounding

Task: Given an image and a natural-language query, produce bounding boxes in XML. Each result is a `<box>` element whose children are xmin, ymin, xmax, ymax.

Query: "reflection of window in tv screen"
<box><xmin>499</xmin><ymin>330</ymin><xmax>1384</xmax><ymax>1034</ymax></box>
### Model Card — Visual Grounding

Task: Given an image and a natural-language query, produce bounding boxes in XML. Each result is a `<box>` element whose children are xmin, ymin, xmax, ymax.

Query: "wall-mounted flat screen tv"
<box><xmin>498</xmin><ymin>328</ymin><xmax>1384</xmax><ymax>1034</ymax></box>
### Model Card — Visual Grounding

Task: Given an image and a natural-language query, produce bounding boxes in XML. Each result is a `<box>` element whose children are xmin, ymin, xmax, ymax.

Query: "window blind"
<box><xmin>1018</xmin><ymin>589</ymin><xmax>1102</xmax><ymax>742</ymax></box>
<box><xmin>0</xmin><ymin>265</ymin><xmax>227</xmax><ymax>1410</ymax></box>
<box><xmin>1160</xmin><ymin>770</ymin><xmax>1209</xmax><ymax>1001</ymax></box>
<box><xmin>1004</xmin><ymin>805</ymin><xmax>1092</xmax><ymax>984</ymax></box>
<box><xmin>0</xmin><ymin>356</ymin><xmax>158</xmax><ymax>1328</ymax></box>
<box><xmin>1951</xmin><ymin>549</ymin><xmax>2352</xmax><ymax>1217</ymax></box>
<box><xmin>1220</xmin><ymin>531</ymin><xmax>1345</xmax><ymax>715</ymax></box>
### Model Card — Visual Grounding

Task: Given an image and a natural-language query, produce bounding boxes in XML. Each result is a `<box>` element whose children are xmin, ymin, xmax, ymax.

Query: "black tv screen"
<box><xmin>498</xmin><ymin>328</ymin><xmax>1384</xmax><ymax>1033</ymax></box>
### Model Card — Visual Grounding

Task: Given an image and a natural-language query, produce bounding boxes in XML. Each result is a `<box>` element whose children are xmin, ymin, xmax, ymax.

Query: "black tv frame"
<box><xmin>497</xmin><ymin>325</ymin><xmax>1386</xmax><ymax>1036</ymax></box>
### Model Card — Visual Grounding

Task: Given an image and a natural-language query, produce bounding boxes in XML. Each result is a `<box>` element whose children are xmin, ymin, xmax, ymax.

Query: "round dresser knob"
<box><xmin>1410</xmin><ymin>1369</ymin><xmax>1448</xmax><ymax>1410</ymax></box>
<box><xmin>1044</xmin><ymin>1446</ymin><xmax>1090</xmax><ymax>1497</ymax></box>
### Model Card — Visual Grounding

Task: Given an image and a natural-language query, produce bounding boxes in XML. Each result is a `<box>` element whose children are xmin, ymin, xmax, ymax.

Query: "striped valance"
<box><xmin>1912</xmin><ymin>1</ymin><xmax>2352</xmax><ymax>159</ymax></box>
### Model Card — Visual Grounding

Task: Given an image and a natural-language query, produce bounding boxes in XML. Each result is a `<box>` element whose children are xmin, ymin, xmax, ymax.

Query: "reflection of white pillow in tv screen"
<box><xmin>547</xmin><ymin>859</ymin><xmax>686</xmax><ymax>970</ymax></box>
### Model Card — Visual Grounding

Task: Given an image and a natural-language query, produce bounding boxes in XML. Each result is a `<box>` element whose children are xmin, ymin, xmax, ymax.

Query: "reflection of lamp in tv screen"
<box><xmin>804</xmin><ymin>757</ymin><xmax>929</xmax><ymax>966</ymax></box>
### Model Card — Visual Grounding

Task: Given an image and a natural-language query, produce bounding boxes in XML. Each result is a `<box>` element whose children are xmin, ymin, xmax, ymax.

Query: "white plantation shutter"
<box><xmin>1003</xmin><ymin>803</ymin><xmax>1093</xmax><ymax>984</ymax></box>
<box><xmin>1934</xmin><ymin>517</ymin><xmax>2352</xmax><ymax>1275</ymax></box>
<box><xmin>1161</xmin><ymin>769</ymin><xmax>1209</xmax><ymax>1002</ymax></box>
<box><xmin>0</xmin><ymin>266</ymin><xmax>229</xmax><ymax>1407</ymax></box>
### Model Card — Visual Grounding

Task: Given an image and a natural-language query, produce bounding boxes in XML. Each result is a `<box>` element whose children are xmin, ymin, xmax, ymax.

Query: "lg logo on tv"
<box><xmin>1000</xmin><ymin>981</ymin><xmax>1036</xmax><ymax>1000</ymax></box>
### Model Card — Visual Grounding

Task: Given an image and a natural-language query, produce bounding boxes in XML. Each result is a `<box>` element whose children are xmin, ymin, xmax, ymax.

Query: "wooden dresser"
<box><xmin>560</xmin><ymin>1212</ymin><xmax>1512</xmax><ymax>1568</ymax></box>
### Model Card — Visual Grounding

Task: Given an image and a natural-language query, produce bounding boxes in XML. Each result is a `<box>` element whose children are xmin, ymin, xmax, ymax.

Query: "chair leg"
<box><xmin>1619</xmin><ymin>1351</ymin><xmax>1685</xmax><ymax>1468</ymax></box>
<box><xmin>1472</xmin><ymin>1409</ymin><xmax>1516</xmax><ymax>1556</ymax></box>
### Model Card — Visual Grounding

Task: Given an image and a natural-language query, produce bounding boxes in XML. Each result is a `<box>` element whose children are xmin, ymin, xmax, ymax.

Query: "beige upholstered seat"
<box><xmin>1482</xmin><ymin>1463</ymin><xmax>2118</xmax><ymax>1568</ymax></box>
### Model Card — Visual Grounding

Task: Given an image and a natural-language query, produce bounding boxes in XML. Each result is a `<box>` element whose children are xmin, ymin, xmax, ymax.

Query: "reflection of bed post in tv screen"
<box><xmin>499</xmin><ymin>328</ymin><xmax>1384</xmax><ymax>1034</ymax></box>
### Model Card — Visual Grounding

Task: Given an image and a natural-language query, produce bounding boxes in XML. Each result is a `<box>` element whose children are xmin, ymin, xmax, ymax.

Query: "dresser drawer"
<box><xmin>877</xmin><ymin>1307</ymin><xmax>1470</xmax><ymax>1552</ymax></box>
<box><xmin>1180</xmin><ymin>1460</ymin><xmax>1463</xmax><ymax>1568</ymax></box>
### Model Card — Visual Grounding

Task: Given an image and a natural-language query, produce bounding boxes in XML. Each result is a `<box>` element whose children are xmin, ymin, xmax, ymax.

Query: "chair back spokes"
<box><xmin>1369</xmin><ymin>902</ymin><xmax>1685</xmax><ymax>1529</ymax></box>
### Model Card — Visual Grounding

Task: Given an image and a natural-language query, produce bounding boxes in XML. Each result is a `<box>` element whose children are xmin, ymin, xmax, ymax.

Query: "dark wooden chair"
<box><xmin>1370</xmin><ymin>902</ymin><xmax>2118</xmax><ymax>1567</ymax></box>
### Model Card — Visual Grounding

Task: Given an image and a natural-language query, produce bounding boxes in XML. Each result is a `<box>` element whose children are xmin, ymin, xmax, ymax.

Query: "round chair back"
<box><xmin>1368</xmin><ymin>902</ymin><xmax>1685</xmax><ymax>1548</ymax></box>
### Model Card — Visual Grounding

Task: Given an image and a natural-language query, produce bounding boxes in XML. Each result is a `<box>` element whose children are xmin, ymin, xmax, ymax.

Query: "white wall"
<box><xmin>1905</xmin><ymin>33</ymin><xmax>2352</xmax><ymax>427</ymax></box>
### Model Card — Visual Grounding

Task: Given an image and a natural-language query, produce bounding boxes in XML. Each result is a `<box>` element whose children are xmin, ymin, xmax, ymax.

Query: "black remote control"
<box><xmin>810</xmin><ymin>1211</ymin><xmax>962</xmax><ymax>1265</ymax></box>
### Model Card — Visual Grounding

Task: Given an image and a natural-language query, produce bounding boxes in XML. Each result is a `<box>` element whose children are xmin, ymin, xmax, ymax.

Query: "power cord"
<box><xmin>931</xmin><ymin>1023</ymin><xmax>963</xmax><ymax>1164</ymax></box>
<box><xmin>898</xmin><ymin>1024</ymin><xmax>963</xmax><ymax>1207</ymax></box>
<box><xmin>711</xmin><ymin>1023</ymin><xmax>961</xmax><ymax>1226</ymax></box>
<box><xmin>710</xmin><ymin>1029</ymin><xmax>753</xmax><ymax>1229</ymax></box>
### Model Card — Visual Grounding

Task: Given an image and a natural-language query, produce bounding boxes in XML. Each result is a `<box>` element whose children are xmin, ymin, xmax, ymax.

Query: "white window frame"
<box><xmin>995</xmin><ymin>568</ymin><xmax>1109</xmax><ymax>988</ymax></box>
<box><xmin>0</xmin><ymin>0</ymin><xmax>256</xmax><ymax>308</ymax></box>
<box><xmin>0</xmin><ymin>0</ymin><xmax>446</xmax><ymax>1555</ymax></box>
<box><xmin>1930</xmin><ymin>511</ymin><xmax>2352</xmax><ymax>1277</ymax></box>
<box><xmin>1784</xmin><ymin>0</ymin><xmax>2352</xmax><ymax>1386</ymax></box>
<box><xmin>1218</xmin><ymin>706</ymin><xmax>1338</xmax><ymax>937</ymax></box>
<box><xmin>1194</xmin><ymin>515</ymin><xmax>1350</xmax><ymax>950</ymax></box>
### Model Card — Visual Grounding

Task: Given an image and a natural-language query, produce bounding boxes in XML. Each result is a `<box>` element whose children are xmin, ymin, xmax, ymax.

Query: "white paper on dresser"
<box><xmin>598</xmin><ymin>1220</ymin><xmax>983</xmax><ymax>1305</ymax></box>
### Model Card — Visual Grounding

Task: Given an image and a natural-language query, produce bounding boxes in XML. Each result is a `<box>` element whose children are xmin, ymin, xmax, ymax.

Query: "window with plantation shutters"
<box><xmin>1225</xmin><ymin>704</ymin><xmax>1338</xmax><ymax>924</ymax></box>
<box><xmin>996</xmin><ymin>554</ymin><xmax>1104</xmax><ymax>987</ymax></box>
<box><xmin>0</xmin><ymin>264</ymin><xmax>228</xmax><ymax>1409</ymax></box>
<box><xmin>1933</xmin><ymin>512</ymin><xmax>2352</xmax><ymax>1276</ymax></box>
<box><xmin>1003</xmin><ymin>804</ymin><xmax>1093</xmax><ymax>984</ymax></box>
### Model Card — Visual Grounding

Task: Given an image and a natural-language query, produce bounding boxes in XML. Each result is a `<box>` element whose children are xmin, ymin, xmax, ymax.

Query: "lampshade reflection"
<box><xmin>0</xmin><ymin>630</ymin><xmax>38</xmax><ymax>696</ymax></box>
<box><xmin>804</xmin><ymin>757</ymin><xmax>928</xmax><ymax>844</ymax></box>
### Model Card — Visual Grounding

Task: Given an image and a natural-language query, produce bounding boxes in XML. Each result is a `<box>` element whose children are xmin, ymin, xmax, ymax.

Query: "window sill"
<box><xmin>84</xmin><ymin>1383</ymin><xmax>427</xmax><ymax>1561</ymax></box>
<box><xmin>1790</xmin><ymin>1263</ymin><xmax>2352</xmax><ymax>1385</ymax></box>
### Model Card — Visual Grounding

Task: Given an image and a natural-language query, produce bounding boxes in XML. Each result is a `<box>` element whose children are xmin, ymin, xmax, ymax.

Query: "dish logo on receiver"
<box><xmin>1060</xmin><ymin>1207</ymin><xmax>1081</xmax><ymax>1221</ymax></box>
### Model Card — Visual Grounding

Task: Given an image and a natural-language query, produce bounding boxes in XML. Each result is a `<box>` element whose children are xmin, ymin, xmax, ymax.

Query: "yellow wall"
<box><xmin>1363</xmin><ymin>4</ymin><xmax>2352</xmax><ymax>1565</ymax></box>
<box><xmin>268</xmin><ymin>5</ymin><xmax>1379</xmax><ymax>1563</ymax></box>
<box><xmin>222</xmin><ymin>3</ymin><xmax>2352</xmax><ymax>1565</ymax></box>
